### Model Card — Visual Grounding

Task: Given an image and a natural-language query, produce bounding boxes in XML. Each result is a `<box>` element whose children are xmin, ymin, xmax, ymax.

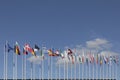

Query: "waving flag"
<box><xmin>34</xmin><ymin>44</ymin><xmax>40</xmax><ymax>52</ymax></box>
<box><xmin>23</xmin><ymin>47</ymin><xmax>28</xmax><ymax>55</ymax></box>
<box><xmin>14</xmin><ymin>42</ymin><xmax>20</xmax><ymax>55</ymax></box>
<box><xmin>104</xmin><ymin>56</ymin><xmax>109</xmax><ymax>64</ymax></box>
<box><xmin>96</xmin><ymin>54</ymin><xmax>99</xmax><ymax>64</ymax></box>
<box><xmin>67</xmin><ymin>49</ymin><xmax>74</xmax><ymax>64</ymax></box>
<box><xmin>24</xmin><ymin>44</ymin><xmax>36</xmax><ymax>56</ymax></box>
<box><xmin>100</xmin><ymin>55</ymin><xmax>103</xmax><ymax>66</ymax></box>
<box><xmin>48</xmin><ymin>49</ymin><xmax>58</xmax><ymax>56</ymax></box>
<box><xmin>5</xmin><ymin>42</ymin><xmax>14</xmax><ymax>53</ymax></box>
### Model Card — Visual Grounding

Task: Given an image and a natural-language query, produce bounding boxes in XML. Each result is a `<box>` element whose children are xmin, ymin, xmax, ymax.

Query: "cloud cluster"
<box><xmin>27</xmin><ymin>56</ymin><xmax>44</xmax><ymax>64</ymax></box>
<box><xmin>86</xmin><ymin>38</ymin><xmax>112</xmax><ymax>50</ymax></box>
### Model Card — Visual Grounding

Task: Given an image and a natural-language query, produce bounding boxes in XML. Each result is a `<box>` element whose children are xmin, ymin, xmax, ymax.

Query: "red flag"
<box><xmin>24</xmin><ymin>44</ymin><xmax>36</xmax><ymax>56</ymax></box>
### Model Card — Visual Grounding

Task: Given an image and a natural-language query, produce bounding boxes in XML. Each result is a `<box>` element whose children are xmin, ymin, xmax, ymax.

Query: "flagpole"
<box><xmin>22</xmin><ymin>54</ymin><xmax>24</xmax><ymax>80</ymax></box>
<box><xmin>102</xmin><ymin>56</ymin><xmax>104</xmax><ymax>79</ymax></box>
<box><xmin>6</xmin><ymin>41</ymin><xmax>8</xmax><ymax>80</ymax></box>
<box><xmin>39</xmin><ymin>60</ymin><xmax>42</xmax><ymax>80</ymax></box>
<box><xmin>4</xmin><ymin>42</ymin><xmax>6</xmax><ymax>80</ymax></box>
<box><xmin>42</xmin><ymin>46</ymin><xmax>44</xmax><ymax>80</ymax></box>
<box><xmin>64</xmin><ymin>57</ymin><xmax>65</xmax><ymax>80</ymax></box>
<box><xmin>74</xmin><ymin>61</ymin><xmax>76</xmax><ymax>80</ymax></box>
<box><xmin>71</xmin><ymin>61</ymin><xmax>72</xmax><ymax>80</ymax></box>
<box><xmin>88</xmin><ymin>53</ymin><xmax>90</xmax><ymax>80</ymax></box>
<box><xmin>67</xmin><ymin>60</ymin><xmax>68</xmax><ymax>80</ymax></box>
<box><xmin>48</xmin><ymin>55</ymin><xmax>49</xmax><ymax>80</ymax></box>
<box><xmin>93</xmin><ymin>53</ymin><xmax>94</xmax><ymax>80</ymax></box>
<box><xmin>50</xmin><ymin>54</ymin><xmax>52</xmax><ymax>80</ymax></box>
<box><xmin>115</xmin><ymin>61</ymin><xmax>117</xmax><ymax>80</ymax></box>
<box><xmin>59</xmin><ymin>60</ymin><xmax>60</xmax><ymax>80</ymax></box>
<box><xmin>78</xmin><ymin>57</ymin><xmax>80</xmax><ymax>80</ymax></box>
<box><xmin>31</xmin><ymin>62</ymin><xmax>33</xmax><ymax>80</ymax></box>
<box><xmin>13</xmin><ymin>53</ymin><xmax>15</xmax><ymax>80</ymax></box>
<box><xmin>24</xmin><ymin>55</ymin><xmax>26</xmax><ymax>79</ymax></box>
<box><xmin>15</xmin><ymin>55</ymin><xmax>18</xmax><ymax>80</ymax></box>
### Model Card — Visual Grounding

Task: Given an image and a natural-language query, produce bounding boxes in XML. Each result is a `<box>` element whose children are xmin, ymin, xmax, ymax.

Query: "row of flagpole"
<box><xmin>3</xmin><ymin>54</ymin><xmax>119</xmax><ymax>80</ymax></box>
<box><xmin>3</xmin><ymin>42</ymin><xmax>119</xmax><ymax>80</ymax></box>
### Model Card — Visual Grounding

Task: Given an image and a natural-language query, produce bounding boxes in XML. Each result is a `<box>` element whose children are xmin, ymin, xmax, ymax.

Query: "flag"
<box><xmin>48</xmin><ymin>49</ymin><xmax>54</xmax><ymax>56</ymax></box>
<box><xmin>24</xmin><ymin>44</ymin><xmax>36</xmax><ymax>56</ymax></box>
<box><xmin>34</xmin><ymin>44</ymin><xmax>40</xmax><ymax>52</ymax></box>
<box><xmin>14</xmin><ymin>42</ymin><xmax>20</xmax><ymax>55</ymax></box>
<box><xmin>40</xmin><ymin>49</ymin><xmax>44</xmax><ymax>59</ymax></box>
<box><xmin>109</xmin><ymin>56</ymin><xmax>113</xmax><ymax>66</ymax></box>
<box><xmin>23</xmin><ymin>47</ymin><xmax>28</xmax><ymax>55</ymax></box>
<box><xmin>67</xmin><ymin>49</ymin><xmax>73</xmax><ymax>55</ymax></box>
<box><xmin>59</xmin><ymin>49</ymin><xmax>64</xmax><ymax>59</ymax></box>
<box><xmin>86</xmin><ymin>56</ymin><xmax>89</xmax><ymax>65</ymax></box>
<box><xmin>5</xmin><ymin>42</ymin><xmax>13</xmax><ymax>53</ymax></box>
<box><xmin>48</xmin><ymin>49</ymin><xmax>61</xmax><ymax>57</ymax></box>
<box><xmin>67</xmin><ymin>49</ymin><xmax>74</xmax><ymax>64</ymax></box>
<box><xmin>104</xmin><ymin>56</ymin><xmax>109</xmax><ymax>64</ymax></box>
<box><xmin>100</xmin><ymin>55</ymin><xmax>103</xmax><ymax>65</ymax></box>
<box><xmin>82</xmin><ymin>54</ymin><xmax>84</xmax><ymax>63</ymax></box>
<box><xmin>78</xmin><ymin>56</ymin><xmax>82</xmax><ymax>63</ymax></box>
<box><xmin>96</xmin><ymin>54</ymin><xmax>99</xmax><ymax>64</ymax></box>
<box><xmin>113</xmin><ymin>56</ymin><xmax>119</xmax><ymax>65</ymax></box>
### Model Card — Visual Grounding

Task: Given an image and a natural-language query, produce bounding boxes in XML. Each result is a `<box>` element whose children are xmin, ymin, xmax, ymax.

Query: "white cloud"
<box><xmin>100</xmin><ymin>51</ymin><xmax>119</xmax><ymax>57</ymax></box>
<box><xmin>86</xmin><ymin>38</ymin><xmax>112</xmax><ymax>50</ymax></box>
<box><xmin>27</xmin><ymin>56</ymin><xmax>44</xmax><ymax>64</ymax></box>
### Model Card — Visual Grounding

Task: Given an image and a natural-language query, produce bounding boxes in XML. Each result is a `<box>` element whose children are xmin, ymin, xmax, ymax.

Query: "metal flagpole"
<box><xmin>64</xmin><ymin>58</ymin><xmax>65</xmax><ymax>80</ymax></box>
<box><xmin>42</xmin><ymin>57</ymin><xmax>44</xmax><ymax>80</ymax></box>
<box><xmin>115</xmin><ymin>64</ymin><xmax>118</xmax><ymax>79</ymax></box>
<box><xmin>102</xmin><ymin>56</ymin><xmax>105</xmax><ymax>79</ymax></box>
<box><xmin>39</xmin><ymin>63</ymin><xmax>41</xmax><ymax>80</ymax></box>
<box><xmin>71</xmin><ymin>61</ymin><xmax>72</xmax><ymax>80</ymax></box>
<box><xmin>6</xmin><ymin>41</ymin><xmax>8</xmax><ymax>80</ymax></box>
<box><xmin>22</xmin><ymin>54</ymin><xmax>24</xmax><ymax>80</ymax></box>
<box><xmin>41</xmin><ymin>61</ymin><xmax>42</xmax><ymax>80</ymax></box>
<box><xmin>115</xmin><ymin>61</ymin><xmax>117</xmax><ymax>80</ymax></box>
<box><xmin>74</xmin><ymin>61</ymin><xmax>76</xmax><ymax>80</ymax></box>
<box><xmin>48</xmin><ymin>56</ymin><xmax>49</xmax><ymax>80</ymax></box>
<box><xmin>24</xmin><ymin>55</ymin><xmax>26</xmax><ymax>79</ymax></box>
<box><xmin>31</xmin><ymin>62</ymin><xmax>33</xmax><ymax>80</ymax></box>
<box><xmin>59</xmin><ymin>58</ymin><xmax>60</xmax><ymax>80</ymax></box>
<box><xmin>67</xmin><ymin>61</ymin><xmax>68</xmax><ymax>80</ymax></box>
<box><xmin>13</xmin><ymin>53</ymin><xmax>15</xmax><ymax>80</ymax></box>
<box><xmin>4</xmin><ymin>42</ymin><xmax>6</xmax><ymax>80</ymax></box>
<box><xmin>15</xmin><ymin>55</ymin><xmax>18</xmax><ymax>80</ymax></box>
<box><xmin>89</xmin><ymin>52</ymin><xmax>90</xmax><ymax>80</ymax></box>
<box><xmin>93</xmin><ymin>53</ymin><xmax>94</xmax><ymax>80</ymax></box>
<box><xmin>78</xmin><ymin>57</ymin><xmax>80</xmax><ymax>80</ymax></box>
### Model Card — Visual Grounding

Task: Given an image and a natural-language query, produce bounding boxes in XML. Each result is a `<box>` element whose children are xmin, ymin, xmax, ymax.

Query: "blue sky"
<box><xmin>0</xmin><ymin>0</ymin><xmax>120</xmax><ymax>79</ymax></box>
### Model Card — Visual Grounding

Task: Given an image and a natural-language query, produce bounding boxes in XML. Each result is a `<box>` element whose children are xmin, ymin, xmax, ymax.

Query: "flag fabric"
<box><xmin>48</xmin><ymin>49</ymin><xmax>61</xmax><ymax>57</ymax></box>
<box><xmin>100</xmin><ymin>55</ymin><xmax>103</xmax><ymax>65</ymax></box>
<box><xmin>34</xmin><ymin>44</ymin><xmax>40</xmax><ymax>52</ymax></box>
<box><xmin>82</xmin><ymin>54</ymin><xmax>84</xmax><ymax>63</ymax></box>
<box><xmin>109</xmin><ymin>56</ymin><xmax>113</xmax><ymax>66</ymax></box>
<box><xmin>5</xmin><ymin>42</ymin><xmax>14</xmax><ymax>53</ymax></box>
<box><xmin>78</xmin><ymin>56</ymin><xmax>82</xmax><ymax>63</ymax></box>
<box><xmin>40</xmin><ymin>49</ymin><xmax>44</xmax><ymax>59</ymax></box>
<box><xmin>86</xmin><ymin>56</ymin><xmax>89</xmax><ymax>65</ymax></box>
<box><xmin>48</xmin><ymin>49</ymin><xmax>55</xmax><ymax>56</ymax></box>
<box><xmin>14</xmin><ymin>42</ymin><xmax>20</xmax><ymax>55</ymax></box>
<box><xmin>59</xmin><ymin>49</ymin><xmax>65</xmax><ymax>59</ymax></box>
<box><xmin>104</xmin><ymin>56</ymin><xmax>109</xmax><ymax>64</ymax></box>
<box><xmin>96</xmin><ymin>54</ymin><xmax>99</xmax><ymax>64</ymax></box>
<box><xmin>67</xmin><ymin>49</ymin><xmax>74</xmax><ymax>64</ymax></box>
<box><xmin>24</xmin><ymin>44</ymin><xmax>36</xmax><ymax>56</ymax></box>
<box><xmin>23</xmin><ymin>47</ymin><xmax>28</xmax><ymax>55</ymax></box>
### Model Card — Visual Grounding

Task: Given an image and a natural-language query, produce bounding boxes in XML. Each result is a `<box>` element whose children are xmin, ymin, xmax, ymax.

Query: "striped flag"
<box><xmin>14</xmin><ymin>42</ymin><xmax>20</xmax><ymax>55</ymax></box>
